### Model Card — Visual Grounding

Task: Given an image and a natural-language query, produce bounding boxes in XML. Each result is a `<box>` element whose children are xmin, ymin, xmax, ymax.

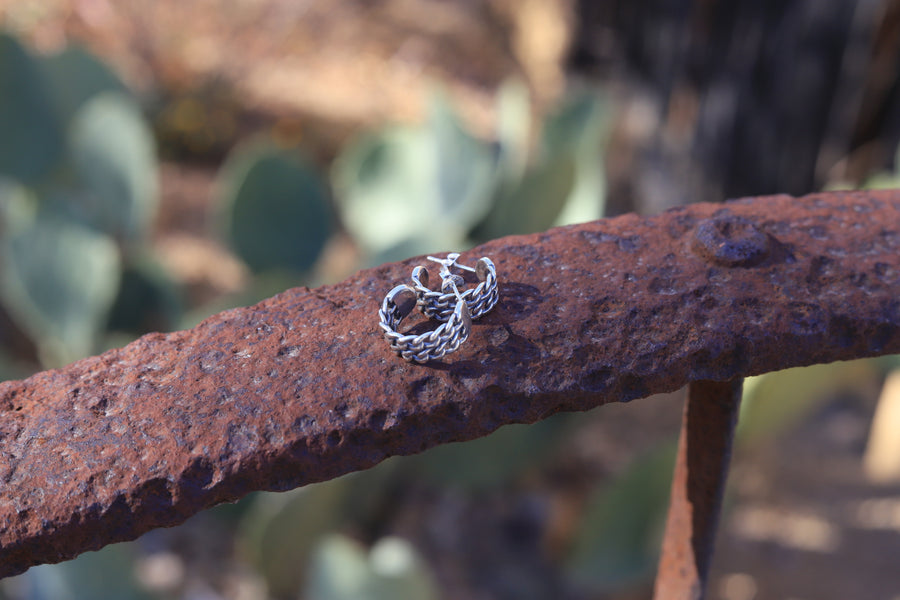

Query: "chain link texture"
<box><xmin>378</xmin><ymin>285</ymin><xmax>472</xmax><ymax>363</ymax></box>
<box><xmin>412</xmin><ymin>256</ymin><xmax>498</xmax><ymax>322</ymax></box>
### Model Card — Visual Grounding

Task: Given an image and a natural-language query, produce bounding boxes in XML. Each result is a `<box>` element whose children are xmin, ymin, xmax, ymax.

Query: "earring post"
<box><xmin>426</xmin><ymin>254</ymin><xmax>476</xmax><ymax>274</ymax></box>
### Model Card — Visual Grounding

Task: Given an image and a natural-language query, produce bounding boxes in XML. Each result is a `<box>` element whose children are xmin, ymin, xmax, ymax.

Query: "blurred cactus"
<box><xmin>38</xmin><ymin>45</ymin><xmax>127</xmax><ymax>126</ymax></box>
<box><xmin>566</xmin><ymin>442</ymin><xmax>677</xmax><ymax>593</ymax></box>
<box><xmin>240</xmin><ymin>463</ymin><xmax>405</xmax><ymax>598</ymax></box>
<box><xmin>19</xmin><ymin>543</ymin><xmax>149</xmax><ymax>600</ymax></box>
<box><xmin>106</xmin><ymin>254</ymin><xmax>182</xmax><ymax>336</ymax></box>
<box><xmin>473</xmin><ymin>154</ymin><xmax>576</xmax><ymax>242</ymax></box>
<box><xmin>473</xmin><ymin>89</ymin><xmax>607</xmax><ymax>241</ymax></box>
<box><xmin>494</xmin><ymin>80</ymin><xmax>532</xmax><ymax>182</ymax></box>
<box><xmin>68</xmin><ymin>92</ymin><xmax>159</xmax><ymax>242</ymax></box>
<box><xmin>0</xmin><ymin>347</ymin><xmax>30</xmax><ymax>383</ymax></box>
<box><xmin>543</xmin><ymin>92</ymin><xmax>609</xmax><ymax>227</ymax></box>
<box><xmin>409</xmin><ymin>412</ymin><xmax>574</xmax><ymax>490</ymax></box>
<box><xmin>737</xmin><ymin>359</ymin><xmax>881</xmax><ymax>446</ymax></box>
<box><xmin>333</xmin><ymin>92</ymin><xmax>495</xmax><ymax>255</ymax></box>
<box><xmin>238</xmin><ymin>416</ymin><xmax>575</xmax><ymax>597</ymax></box>
<box><xmin>857</xmin><ymin>141</ymin><xmax>900</xmax><ymax>189</ymax></box>
<box><xmin>305</xmin><ymin>534</ymin><xmax>440</xmax><ymax>600</ymax></box>
<box><xmin>0</xmin><ymin>32</ymin><xmax>163</xmax><ymax>367</ymax></box>
<box><xmin>0</xmin><ymin>209</ymin><xmax>120</xmax><ymax>367</ymax></box>
<box><xmin>0</xmin><ymin>33</ymin><xmax>64</xmax><ymax>184</ymax></box>
<box><xmin>0</xmin><ymin>177</ymin><xmax>34</xmax><ymax>234</ymax></box>
<box><xmin>217</xmin><ymin>143</ymin><xmax>333</xmax><ymax>274</ymax></box>
<box><xmin>241</xmin><ymin>478</ymin><xmax>353</xmax><ymax>598</ymax></box>
<box><xmin>333</xmin><ymin>83</ymin><xmax>608</xmax><ymax>255</ymax></box>
<box><xmin>826</xmin><ymin>137</ymin><xmax>900</xmax><ymax>191</ymax></box>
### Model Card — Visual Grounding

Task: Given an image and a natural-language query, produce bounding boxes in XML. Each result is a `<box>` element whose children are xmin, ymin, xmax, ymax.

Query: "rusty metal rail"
<box><xmin>0</xmin><ymin>190</ymin><xmax>898</xmax><ymax>581</ymax></box>
<box><xmin>654</xmin><ymin>379</ymin><xmax>743</xmax><ymax>600</ymax></box>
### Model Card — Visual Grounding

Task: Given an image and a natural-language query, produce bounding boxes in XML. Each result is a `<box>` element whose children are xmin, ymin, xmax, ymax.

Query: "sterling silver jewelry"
<box><xmin>411</xmin><ymin>253</ymin><xmax>498</xmax><ymax>322</ymax></box>
<box><xmin>378</xmin><ymin>281</ymin><xmax>472</xmax><ymax>363</ymax></box>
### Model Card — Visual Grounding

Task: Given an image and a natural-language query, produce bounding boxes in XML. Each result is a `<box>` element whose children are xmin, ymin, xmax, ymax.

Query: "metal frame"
<box><xmin>0</xmin><ymin>190</ymin><xmax>898</xmax><ymax>586</ymax></box>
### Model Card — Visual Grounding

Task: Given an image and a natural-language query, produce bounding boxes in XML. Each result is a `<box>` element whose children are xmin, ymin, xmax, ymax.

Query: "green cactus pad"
<box><xmin>218</xmin><ymin>144</ymin><xmax>333</xmax><ymax>274</ymax></box>
<box><xmin>69</xmin><ymin>92</ymin><xmax>158</xmax><ymax>241</ymax></box>
<box><xmin>38</xmin><ymin>45</ymin><xmax>128</xmax><ymax>125</ymax></box>
<box><xmin>0</xmin><ymin>213</ymin><xmax>120</xmax><ymax>366</ymax></box>
<box><xmin>0</xmin><ymin>33</ymin><xmax>64</xmax><ymax>183</ymax></box>
<box><xmin>333</xmin><ymin>93</ymin><xmax>495</xmax><ymax>253</ymax></box>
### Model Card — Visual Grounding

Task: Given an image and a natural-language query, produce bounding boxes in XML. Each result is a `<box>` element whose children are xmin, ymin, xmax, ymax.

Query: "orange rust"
<box><xmin>0</xmin><ymin>190</ymin><xmax>899</xmax><ymax>576</ymax></box>
<box><xmin>653</xmin><ymin>379</ymin><xmax>743</xmax><ymax>600</ymax></box>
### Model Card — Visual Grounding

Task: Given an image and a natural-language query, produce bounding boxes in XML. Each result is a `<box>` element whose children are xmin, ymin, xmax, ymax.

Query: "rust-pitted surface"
<box><xmin>654</xmin><ymin>379</ymin><xmax>743</xmax><ymax>600</ymax></box>
<box><xmin>1</xmin><ymin>190</ymin><xmax>899</xmax><ymax>576</ymax></box>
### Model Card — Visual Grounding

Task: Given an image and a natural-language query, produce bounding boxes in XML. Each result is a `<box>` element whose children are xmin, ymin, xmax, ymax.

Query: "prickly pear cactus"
<box><xmin>0</xmin><ymin>33</ymin><xmax>64</xmax><ymax>184</ymax></box>
<box><xmin>219</xmin><ymin>143</ymin><xmax>334</xmax><ymax>274</ymax></box>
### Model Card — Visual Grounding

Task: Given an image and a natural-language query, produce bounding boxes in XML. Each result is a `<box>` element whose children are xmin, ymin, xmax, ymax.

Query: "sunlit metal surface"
<box><xmin>0</xmin><ymin>190</ymin><xmax>898</xmax><ymax>577</ymax></box>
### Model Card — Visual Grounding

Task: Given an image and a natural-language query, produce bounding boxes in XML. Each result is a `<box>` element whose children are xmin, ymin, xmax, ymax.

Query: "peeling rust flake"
<box><xmin>1</xmin><ymin>190</ymin><xmax>899</xmax><ymax>576</ymax></box>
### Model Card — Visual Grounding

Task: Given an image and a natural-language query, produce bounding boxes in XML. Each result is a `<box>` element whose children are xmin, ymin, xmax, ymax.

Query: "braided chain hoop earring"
<box><xmin>411</xmin><ymin>253</ymin><xmax>498</xmax><ymax>322</ymax></box>
<box><xmin>378</xmin><ymin>281</ymin><xmax>472</xmax><ymax>363</ymax></box>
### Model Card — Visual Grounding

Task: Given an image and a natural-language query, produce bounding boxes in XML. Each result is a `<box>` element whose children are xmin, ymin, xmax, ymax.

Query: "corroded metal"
<box><xmin>653</xmin><ymin>379</ymin><xmax>743</xmax><ymax>600</ymax></box>
<box><xmin>1</xmin><ymin>190</ymin><xmax>899</xmax><ymax>577</ymax></box>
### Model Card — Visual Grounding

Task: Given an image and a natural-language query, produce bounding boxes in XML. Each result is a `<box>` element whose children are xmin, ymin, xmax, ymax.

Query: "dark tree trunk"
<box><xmin>571</xmin><ymin>0</ymin><xmax>900</xmax><ymax>211</ymax></box>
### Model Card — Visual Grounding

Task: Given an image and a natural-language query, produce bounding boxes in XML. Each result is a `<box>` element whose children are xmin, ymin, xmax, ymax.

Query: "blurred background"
<box><xmin>1</xmin><ymin>1</ymin><xmax>900</xmax><ymax>598</ymax></box>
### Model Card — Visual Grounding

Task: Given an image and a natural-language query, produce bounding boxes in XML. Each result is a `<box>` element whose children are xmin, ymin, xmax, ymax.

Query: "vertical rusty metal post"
<box><xmin>653</xmin><ymin>379</ymin><xmax>744</xmax><ymax>600</ymax></box>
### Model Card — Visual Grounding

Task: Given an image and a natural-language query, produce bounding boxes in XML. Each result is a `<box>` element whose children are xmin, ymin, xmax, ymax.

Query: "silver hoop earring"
<box><xmin>378</xmin><ymin>282</ymin><xmax>472</xmax><ymax>363</ymax></box>
<box><xmin>411</xmin><ymin>253</ymin><xmax>498</xmax><ymax>322</ymax></box>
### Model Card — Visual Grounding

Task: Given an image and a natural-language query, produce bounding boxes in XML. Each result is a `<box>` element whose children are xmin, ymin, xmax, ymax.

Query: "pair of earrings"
<box><xmin>379</xmin><ymin>253</ymin><xmax>498</xmax><ymax>363</ymax></box>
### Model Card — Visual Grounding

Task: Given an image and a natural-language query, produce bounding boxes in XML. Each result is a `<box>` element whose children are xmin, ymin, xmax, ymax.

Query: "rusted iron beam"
<box><xmin>1</xmin><ymin>190</ymin><xmax>899</xmax><ymax>576</ymax></box>
<box><xmin>653</xmin><ymin>379</ymin><xmax>743</xmax><ymax>600</ymax></box>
